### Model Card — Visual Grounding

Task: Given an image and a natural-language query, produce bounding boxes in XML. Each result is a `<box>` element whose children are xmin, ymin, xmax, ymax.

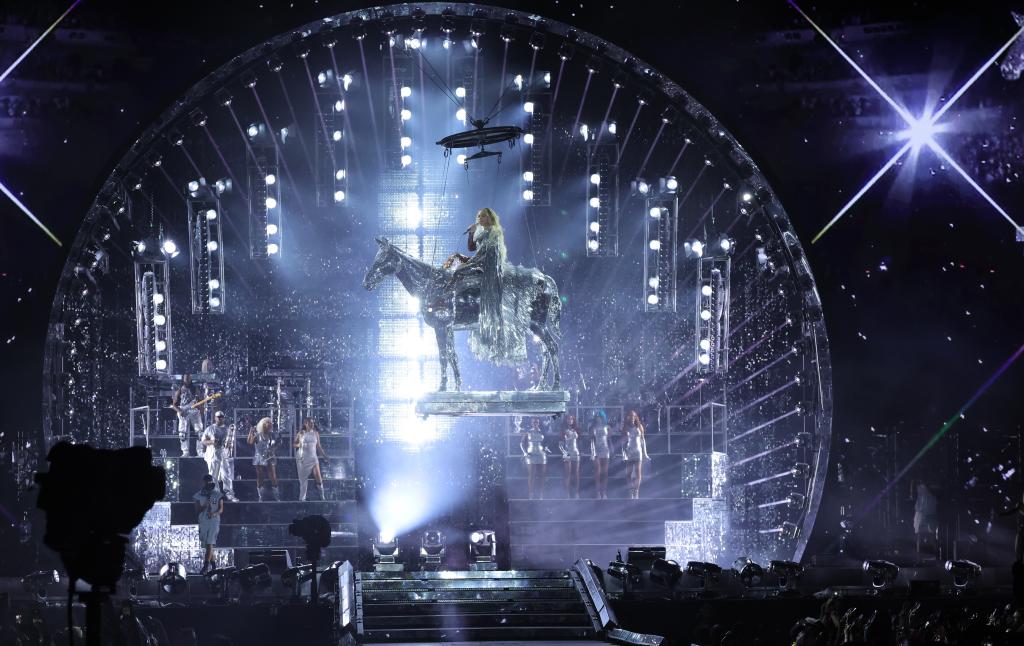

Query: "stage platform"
<box><xmin>415</xmin><ymin>390</ymin><xmax>571</xmax><ymax>417</ymax></box>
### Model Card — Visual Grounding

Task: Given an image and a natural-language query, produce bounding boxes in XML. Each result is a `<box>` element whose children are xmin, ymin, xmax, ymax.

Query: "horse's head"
<box><xmin>363</xmin><ymin>237</ymin><xmax>397</xmax><ymax>291</ymax></box>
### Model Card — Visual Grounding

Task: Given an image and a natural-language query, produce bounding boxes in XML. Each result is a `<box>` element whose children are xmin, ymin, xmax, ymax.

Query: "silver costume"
<box><xmin>194</xmin><ymin>486</ymin><xmax>223</xmax><ymax>545</ymax></box>
<box><xmin>252</xmin><ymin>431</ymin><xmax>278</xmax><ymax>466</ymax></box>
<box><xmin>363</xmin><ymin>237</ymin><xmax>562</xmax><ymax>391</ymax></box>
<box><xmin>201</xmin><ymin>423</ymin><xmax>235</xmax><ymax>500</ymax></box>
<box><xmin>561</xmin><ymin>428</ymin><xmax>581</xmax><ymax>461</ymax></box>
<box><xmin>523</xmin><ymin>430</ymin><xmax>547</xmax><ymax>466</ymax></box>
<box><xmin>591</xmin><ymin>424</ymin><xmax>611</xmax><ymax>460</ymax></box>
<box><xmin>295</xmin><ymin>431</ymin><xmax>325</xmax><ymax>501</ymax></box>
<box><xmin>176</xmin><ymin>386</ymin><xmax>203</xmax><ymax>457</ymax></box>
<box><xmin>624</xmin><ymin>427</ymin><xmax>649</xmax><ymax>462</ymax></box>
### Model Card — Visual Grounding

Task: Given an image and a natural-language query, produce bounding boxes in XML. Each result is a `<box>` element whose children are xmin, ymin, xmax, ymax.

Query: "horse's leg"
<box><xmin>434</xmin><ymin>326</ymin><xmax>449</xmax><ymax>392</ymax></box>
<box><xmin>530</xmin><ymin>322</ymin><xmax>550</xmax><ymax>391</ymax></box>
<box><xmin>447</xmin><ymin>326</ymin><xmax>461</xmax><ymax>391</ymax></box>
<box><xmin>539</xmin><ymin>324</ymin><xmax>560</xmax><ymax>390</ymax></box>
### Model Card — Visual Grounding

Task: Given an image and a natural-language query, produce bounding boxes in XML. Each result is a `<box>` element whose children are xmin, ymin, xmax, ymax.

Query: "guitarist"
<box><xmin>171</xmin><ymin>373</ymin><xmax>204</xmax><ymax>457</ymax></box>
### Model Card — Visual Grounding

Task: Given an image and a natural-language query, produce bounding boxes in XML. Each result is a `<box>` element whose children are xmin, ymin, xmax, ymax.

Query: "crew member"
<box><xmin>194</xmin><ymin>474</ymin><xmax>223</xmax><ymax>574</ymax></box>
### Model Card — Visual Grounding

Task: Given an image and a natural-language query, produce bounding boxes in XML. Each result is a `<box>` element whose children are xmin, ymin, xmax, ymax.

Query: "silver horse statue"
<box><xmin>363</xmin><ymin>237</ymin><xmax>561</xmax><ymax>391</ymax></box>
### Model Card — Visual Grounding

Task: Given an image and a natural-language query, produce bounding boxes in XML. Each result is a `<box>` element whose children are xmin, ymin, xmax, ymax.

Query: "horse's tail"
<box><xmin>546</xmin><ymin>276</ymin><xmax>562</xmax><ymax>341</ymax></box>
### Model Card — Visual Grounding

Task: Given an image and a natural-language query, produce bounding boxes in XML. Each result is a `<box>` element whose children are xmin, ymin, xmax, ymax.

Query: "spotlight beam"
<box><xmin>810</xmin><ymin>141</ymin><xmax>913</xmax><ymax>244</ymax></box>
<box><xmin>0</xmin><ymin>178</ymin><xmax>62</xmax><ymax>246</ymax></box>
<box><xmin>0</xmin><ymin>0</ymin><xmax>82</xmax><ymax>85</ymax></box>
<box><xmin>929</xmin><ymin>24</ymin><xmax>1024</xmax><ymax>125</ymax></box>
<box><xmin>927</xmin><ymin>141</ymin><xmax>1024</xmax><ymax>236</ymax></box>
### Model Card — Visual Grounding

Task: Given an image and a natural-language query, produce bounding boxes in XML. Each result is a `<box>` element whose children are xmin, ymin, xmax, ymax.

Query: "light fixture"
<box><xmin>373</xmin><ymin>534</ymin><xmax>401</xmax><ymax>570</ymax></box>
<box><xmin>522</xmin><ymin>189</ymin><xmax>534</xmax><ymax>201</ymax></box>
<box><xmin>587</xmin><ymin>239</ymin><xmax>599</xmax><ymax>251</ymax></box>
<box><xmin>732</xmin><ymin>557</ymin><xmax>764</xmax><ymax>587</ymax></box>
<box><xmin>590</xmin><ymin>221</ymin><xmax>600</xmax><ymax>233</ymax></box>
<box><xmin>400</xmin><ymin>86</ymin><xmax>412</xmax><ymax>98</ymax></box>
<box><xmin>400</xmin><ymin>136</ymin><xmax>412</xmax><ymax>149</ymax></box>
<box><xmin>207</xmin><ymin>241</ymin><xmax>218</xmax><ymax>252</ymax></box>
<box><xmin>649</xmin><ymin>559</ymin><xmax>682</xmax><ymax>587</ymax></box>
<box><xmin>684</xmin><ymin>561</ymin><xmax>722</xmax><ymax>589</ymax></box>
<box><xmin>768</xmin><ymin>560</ymin><xmax>803</xmax><ymax>592</ymax></box>
<box><xmin>187</xmin><ymin>180</ymin><xmax>200</xmax><ymax>193</ymax></box>
<box><xmin>589</xmin><ymin>197</ymin><xmax>600</xmax><ymax>208</ymax></box>
<box><xmin>401</xmin><ymin>154</ymin><xmax>412</xmax><ymax>167</ymax></box>
<box><xmin>469</xmin><ymin>530</ymin><xmax>497</xmax><ymax>569</ymax></box>
<box><xmin>649</xmin><ymin>207</ymin><xmax>662</xmax><ymax>218</ymax></box>
<box><xmin>154</xmin><ymin>314</ymin><xmax>166</xmax><ymax>326</ymax></box>
<box><xmin>266</xmin><ymin>223</ymin><xmax>279</xmax><ymax>236</ymax></box>
<box><xmin>590</xmin><ymin>173</ymin><xmax>601</xmax><ymax>185</ymax></box>
<box><xmin>237</xmin><ymin>563</ymin><xmax>272</xmax><ymax>593</ymax></box>
<box><xmin>945</xmin><ymin>559</ymin><xmax>982</xmax><ymax>590</ymax></box>
<box><xmin>205</xmin><ymin>208</ymin><xmax>218</xmax><ymax>220</ymax></box>
<box><xmin>265</xmin><ymin>197</ymin><xmax>277</xmax><ymax>209</ymax></box>
<box><xmin>21</xmin><ymin>570</ymin><xmax>59</xmax><ymax>600</ymax></box>
<box><xmin>335</xmin><ymin>169</ymin><xmax>346</xmax><ymax>180</ymax></box>
<box><xmin>523</xmin><ymin>133</ymin><xmax>534</xmax><ymax>145</ymax></box>
<box><xmin>162</xmin><ymin>240</ymin><xmax>178</xmax><ymax>256</ymax></box>
<box><xmin>523</xmin><ymin>101</ymin><xmax>534</xmax><ymax>113</ymax></box>
<box><xmin>158</xmin><ymin>562</ymin><xmax>187</xmax><ymax>595</ymax></box>
<box><xmin>647</xmin><ymin>294</ymin><xmax>659</xmax><ymax>305</ymax></box>
<box><xmin>522</xmin><ymin>171</ymin><xmax>534</xmax><ymax>182</ymax></box>
<box><xmin>204</xmin><ymin>566</ymin><xmax>237</xmax><ymax>595</ymax></box>
<box><xmin>862</xmin><ymin>560</ymin><xmax>899</xmax><ymax>590</ymax></box>
<box><xmin>209</xmin><ymin>279</ymin><xmax>220</xmax><ymax>290</ymax></box>
<box><xmin>334</xmin><ymin>190</ymin><xmax>346</xmax><ymax>202</ymax></box>
<box><xmin>649</xmin><ymin>240</ymin><xmax>660</xmax><ymax>251</ymax></box>
<box><xmin>267</xmin><ymin>243</ymin><xmax>280</xmax><ymax>255</ymax></box>
<box><xmin>420</xmin><ymin>530</ymin><xmax>446</xmax><ymax>569</ymax></box>
<box><xmin>400</xmin><ymin>109</ymin><xmax>412</xmax><ymax>121</ymax></box>
<box><xmin>247</xmin><ymin>124</ymin><xmax>259</xmax><ymax>138</ymax></box>
<box><xmin>332</xmin><ymin>130</ymin><xmax>343</xmax><ymax>141</ymax></box>
<box><xmin>456</xmin><ymin>108</ymin><xmax>467</xmax><ymax>122</ymax></box>
<box><xmin>455</xmin><ymin>86</ymin><xmax>466</xmax><ymax>98</ymax></box>
<box><xmin>281</xmin><ymin>564</ymin><xmax>314</xmax><ymax>597</ymax></box>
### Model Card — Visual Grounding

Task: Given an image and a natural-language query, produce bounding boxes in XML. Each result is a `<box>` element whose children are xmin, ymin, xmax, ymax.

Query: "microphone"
<box><xmin>464</xmin><ymin>223</ymin><xmax>477</xmax><ymax>234</ymax></box>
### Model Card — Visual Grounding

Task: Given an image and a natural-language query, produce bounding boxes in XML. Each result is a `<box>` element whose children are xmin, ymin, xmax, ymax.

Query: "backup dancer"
<box><xmin>521</xmin><ymin>417</ymin><xmax>548</xmax><ymax>500</ymax></box>
<box><xmin>294</xmin><ymin>417</ymin><xmax>328</xmax><ymax>501</ymax></box>
<box><xmin>622</xmin><ymin>410</ymin><xmax>651</xmax><ymax>499</ymax></box>
<box><xmin>248</xmin><ymin>417</ymin><xmax>280</xmax><ymax>501</ymax></box>
<box><xmin>559</xmin><ymin>415</ymin><xmax>582</xmax><ymax>499</ymax></box>
<box><xmin>589</xmin><ymin>410</ymin><xmax>611</xmax><ymax>500</ymax></box>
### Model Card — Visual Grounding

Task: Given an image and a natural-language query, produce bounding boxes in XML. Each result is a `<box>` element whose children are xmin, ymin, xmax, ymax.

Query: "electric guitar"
<box><xmin>171</xmin><ymin>392</ymin><xmax>223</xmax><ymax>414</ymax></box>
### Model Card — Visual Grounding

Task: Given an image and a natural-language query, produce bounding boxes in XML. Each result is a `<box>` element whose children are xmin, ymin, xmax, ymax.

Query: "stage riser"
<box><xmin>140</xmin><ymin>434</ymin><xmax>352</xmax><ymax>456</ymax></box>
<box><xmin>360</xmin><ymin>600</ymin><xmax>587</xmax><ymax>615</ymax></box>
<box><xmin>359</xmin><ymin>626</ymin><xmax>596</xmax><ymax>641</ymax></box>
<box><xmin>508</xmin><ymin>499</ymin><xmax>692</xmax><ymax>522</ymax></box>
<box><xmin>360</xmin><ymin>588</ymin><xmax>583</xmax><ymax>602</ymax></box>
<box><xmin>169</xmin><ymin>501</ymin><xmax>356</xmax><ymax>525</ymax></box>
<box><xmin>510</xmin><ymin>520</ymin><xmax>667</xmax><ymax>545</ymax></box>
<box><xmin>168</xmin><ymin>479</ymin><xmax>356</xmax><ymax>502</ymax></box>
<box><xmin>172</xmin><ymin>456</ymin><xmax>356</xmax><ymax>484</ymax></box>
<box><xmin>209</xmin><ymin>525</ymin><xmax>357</xmax><ymax>548</ymax></box>
<box><xmin>511</xmin><ymin>544</ymin><xmax>622</xmax><ymax>570</ymax></box>
<box><xmin>361</xmin><ymin>612</ymin><xmax>592</xmax><ymax>628</ymax></box>
<box><xmin>360</xmin><ymin>578</ymin><xmax>576</xmax><ymax>591</ymax></box>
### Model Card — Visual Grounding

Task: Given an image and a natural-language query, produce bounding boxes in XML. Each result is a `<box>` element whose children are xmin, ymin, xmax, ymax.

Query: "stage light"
<box><xmin>649</xmin><ymin>240</ymin><xmax>660</xmax><ymax>251</ymax></box>
<box><xmin>468</xmin><ymin>530</ymin><xmax>497</xmax><ymax>567</ymax></box>
<box><xmin>247</xmin><ymin>124</ymin><xmax>259</xmax><ymax>138</ymax></box>
<box><xmin>205</xmin><ymin>208</ymin><xmax>218</xmax><ymax>220</ymax></box>
<box><xmin>158</xmin><ymin>562</ymin><xmax>187</xmax><ymax>595</ymax></box>
<box><xmin>401</xmin><ymin>154</ymin><xmax>412</xmax><ymax>167</ymax></box>
<box><xmin>267</xmin><ymin>243</ymin><xmax>280</xmax><ymax>255</ymax></box>
<box><xmin>238</xmin><ymin>563</ymin><xmax>272</xmax><ymax>592</ymax></box>
<box><xmin>732</xmin><ymin>557</ymin><xmax>765</xmax><ymax>587</ymax></box>
<box><xmin>400</xmin><ymin>136</ymin><xmax>412</xmax><ymax>149</ymax></box>
<box><xmin>591</xmin><ymin>173</ymin><xmax>601</xmax><ymax>185</ymax></box>
<box><xmin>265</xmin><ymin>197</ymin><xmax>277</xmax><ymax>209</ymax></box>
<box><xmin>334</xmin><ymin>190</ymin><xmax>346</xmax><ymax>202</ymax></box>
<box><xmin>698</xmin><ymin>353</ymin><xmax>710</xmax><ymax>366</ymax></box>
<box><xmin>700</xmin><ymin>309</ymin><xmax>712</xmax><ymax>321</ymax></box>
<box><xmin>406</xmin><ymin>203</ymin><xmax>422</xmax><ymax>228</ymax></box>
<box><xmin>342</xmin><ymin>73</ymin><xmax>353</xmax><ymax>90</ymax></box>
<box><xmin>281</xmin><ymin>564</ymin><xmax>314</xmax><ymax>596</ymax></box>
<box><xmin>579</xmin><ymin>124</ymin><xmax>589</xmax><ymax>139</ymax></box>
<box><xmin>152</xmin><ymin>292</ymin><xmax>164</xmax><ymax>305</ymax></box>
<box><xmin>649</xmin><ymin>558</ymin><xmax>682</xmax><ymax>587</ymax></box>
<box><xmin>523</xmin><ymin>133</ymin><xmax>534</xmax><ymax>145</ymax></box>
<box><xmin>19</xmin><ymin>569</ymin><xmax>59</xmax><ymax>600</ymax></box>
<box><xmin>523</xmin><ymin>101</ymin><xmax>534</xmax><ymax>113</ymax></box>
<box><xmin>587</xmin><ymin>239</ymin><xmax>599</xmax><ymax>251</ymax></box>
<box><xmin>589</xmin><ymin>197</ymin><xmax>600</xmax><ymax>208</ymax></box>
<box><xmin>543</xmin><ymin>71</ymin><xmax>551</xmax><ymax>85</ymax></box>
<box><xmin>400</xmin><ymin>109</ymin><xmax>412</xmax><ymax>121</ymax></box>
<box><xmin>154</xmin><ymin>314</ymin><xmax>166</xmax><ymax>326</ymax></box>
<box><xmin>209</xmin><ymin>279</ymin><xmax>220</xmax><ymax>290</ymax></box>
<box><xmin>699</xmin><ymin>339</ymin><xmax>711</xmax><ymax>351</ymax></box>
<box><xmin>608</xmin><ymin>121</ymin><xmax>617</xmax><ymax>135</ymax></box>
<box><xmin>647</xmin><ymin>294</ymin><xmax>659</xmax><ymax>305</ymax></box>
<box><xmin>456</xmin><ymin>154</ymin><xmax>467</xmax><ymax>165</ymax></box>
<box><xmin>373</xmin><ymin>534</ymin><xmax>400</xmax><ymax>566</ymax></box>
<box><xmin>420</xmin><ymin>530</ymin><xmax>446</xmax><ymax>568</ymax></box>
<box><xmin>264</xmin><ymin>173</ymin><xmax>276</xmax><ymax>185</ymax></box>
<box><xmin>266</xmin><ymin>223</ymin><xmax>279</xmax><ymax>235</ymax></box>
<box><xmin>207</xmin><ymin>241</ymin><xmax>218</xmax><ymax>252</ymax></box>
<box><xmin>334</xmin><ymin>99</ymin><xmax>344</xmax><ymax>112</ymax></box>
<box><xmin>863</xmin><ymin>560</ymin><xmax>899</xmax><ymax>590</ymax></box>
<box><xmin>209</xmin><ymin>297</ymin><xmax>221</xmax><ymax>308</ymax></box>
<box><xmin>317</xmin><ymin>71</ymin><xmax>327</xmax><ymax>85</ymax></box>
<box><xmin>407</xmin><ymin>36</ymin><xmax>421</xmax><ymax>49</ymax></box>
<box><xmin>400</xmin><ymin>85</ymin><xmax>412</xmax><ymax>98</ymax></box>
<box><xmin>665</xmin><ymin>176</ymin><xmax>678</xmax><ymax>191</ymax></box>
<box><xmin>648</xmin><ymin>277</ymin><xmax>659</xmax><ymax>288</ymax></box>
<box><xmin>187</xmin><ymin>180</ymin><xmax>199</xmax><ymax>193</ymax></box>
<box><xmin>685</xmin><ymin>561</ymin><xmax>722</xmax><ymax>588</ymax></box>
<box><xmin>456</xmin><ymin>108</ymin><xmax>467</xmax><ymax>123</ymax></box>
<box><xmin>649</xmin><ymin>207</ymin><xmax>662</xmax><ymax>218</ymax></box>
<box><xmin>686</xmin><ymin>240</ymin><xmax>704</xmax><ymax>258</ymax></box>
<box><xmin>768</xmin><ymin>560</ymin><xmax>803</xmax><ymax>591</ymax></box>
<box><xmin>332</xmin><ymin>130</ymin><xmax>343</xmax><ymax>142</ymax></box>
<box><xmin>214</xmin><ymin>179</ymin><xmax>229</xmax><ymax>194</ymax></box>
<box><xmin>204</xmin><ymin>566</ymin><xmax>237</xmax><ymax>594</ymax></box>
<box><xmin>335</xmin><ymin>169</ymin><xmax>346</xmax><ymax>180</ymax></box>
<box><xmin>514</xmin><ymin>74</ymin><xmax>523</xmax><ymax>90</ymax></box>
<box><xmin>899</xmin><ymin>115</ymin><xmax>938</xmax><ymax>151</ymax></box>
<box><xmin>156</xmin><ymin>340</ymin><xmax>166</xmax><ymax>352</ymax></box>
<box><xmin>945</xmin><ymin>559</ymin><xmax>982</xmax><ymax>589</ymax></box>
<box><xmin>442</xmin><ymin>38</ymin><xmax>452</xmax><ymax>49</ymax></box>
<box><xmin>719</xmin><ymin>238</ymin><xmax>733</xmax><ymax>252</ymax></box>
<box><xmin>522</xmin><ymin>189</ymin><xmax>534</xmax><ymax>201</ymax></box>
<box><xmin>591</xmin><ymin>222</ymin><xmax>601</xmax><ymax>233</ymax></box>
<box><xmin>741</xmin><ymin>191</ymin><xmax>753</xmax><ymax>202</ymax></box>
<box><xmin>701</xmin><ymin>284</ymin><xmax>713</xmax><ymax>297</ymax></box>
<box><xmin>455</xmin><ymin>86</ymin><xmax>466</xmax><ymax>98</ymax></box>
<box><xmin>522</xmin><ymin>171</ymin><xmax>534</xmax><ymax>182</ymax></box>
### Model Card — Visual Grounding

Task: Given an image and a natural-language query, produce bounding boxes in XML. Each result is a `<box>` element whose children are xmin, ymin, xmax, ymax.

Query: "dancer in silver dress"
<box><xmin>622</xmin><ymin>410</ymin><xmax>650</xmax><ymax>499</ymax></box>
<box><xmin>559</xmin><ymin>415</ymin><xmax>582</xmax><ymax>499</ymax></box>
<box><xmin>589</xmin><ymin>410</ymin><xmax>611</xmax><ymax>500</ymax></box>
<box><xmin>520</xmin><ymin>417</ymin><xmax>548</xmax><ymax>500</ymax></box>
<box><xmin>293</xmin><ymin>418</ymin><xmax>328</xmax><ymax>501</ymax></box>
<box><xmin>247</xmin><ymin>417</ymin><xmax>280</xmax><ymax>501</ymax></box>
<box><xmin>194</xmin><ymin>474</ymin><xmax>223</xmax><ymax>574</ymax></box>
<box><xmin>200</xmin><ymin>411</ymin><xmax>237</xmax><ymax>502</ymax></box>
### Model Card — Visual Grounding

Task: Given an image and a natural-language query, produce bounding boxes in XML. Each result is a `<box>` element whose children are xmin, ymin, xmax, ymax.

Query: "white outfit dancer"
<box><xmin>624</xmin><ymin>427</ymin><xmax>648</xmax><ymax>462</ymax></box>
<box><xmin>295</xmin><ymin>430</ymin><xmax>325</xmax><ymax>501</ymax></box>
<box><xmin>175</xmin><ymin>386</ymin><xmax>203</xmax><ymax>457</ymax></box>
<box><xmin>591</xmin><ymin>425</ymin><xmax>611</xmax><ymax>459</ymax></box>
<box><xmin>561</xmin><ymin>429</ymin><xmax>581</xmax><ymax>461</ymax></box>
<box><xmin>201</xmin><ymin>421</ymin><xmax>236</xmax><ymax>501</ymax></box>
<box><xmin>523</xmin><ymin>430</ymin><xmax>547</xmax><ymax>465</ymax></box>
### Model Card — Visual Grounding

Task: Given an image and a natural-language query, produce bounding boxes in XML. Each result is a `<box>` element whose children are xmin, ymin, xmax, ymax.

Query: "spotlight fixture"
<box><xmin>945</xmin><ymin>559</ymin><xmax>982</xmax><ymax>590</ymax></box>
<box><xmin>242</xmin><ymin>71</ymin><xmax>257</xmax><ymax>88</ymax></box>
<box><xmin>606</xmin><ymin>551</ymin><xmax>640</xmax><ymax>585</ymax></box>
<box><xmin>649</xmin><ymin>558</ymin><xmax>682</xmax><ymax>587</ymax></box>
<box><xmin>768</xmin><ymin>560</ymin><xmax>803</xmax><ymax>592</ymax></box>
<box><xmin>732</xmin><ymin>557</ymin><xmax>764</xmax><ymax>587</ymax></box>
<box><xmin>166</xmin><ymin>128</ymin><xmax>185</xmax><ymax>147</ymax></box>
<box><xmin>373</xmin><ymin>533</ymin><xmax>402</xmax><ymax>571</ymax></box>
<box><xmin>215</xmin><ymin>88</ymin><xmax>232</xmax><ymax>107</ymax></box>
<box><xmin>684</xmin><ymin>561</ymin><xmax>722</xmax><ymax>589</ymax></box>
<box><xmin>529</xmin><ymin>31</ymin><xmax>546</xmax><ymax>51</ymax></box>
<box><xmin>862</xmin><ymin>559</ymin><xmax>899</xmax><ymax>590</ymax></box>
<box><xmin>281</xmin><ymin>564</ymin><xmax>315</xmax><ymax>597</ymax></box>
<box><xmin>204</xmin><ymin>566</ymin><xmax>237</xmax><ymax>595</ymax></box>
<box><xmin>420</xmin><ymin>530</ymin><xmax>446</xmax><ymax>569</ymax></box>
<box><xmin>558</xmin><ymin>40</ymin><xmax>575</xmax><ymax>61</ymax></box>
<box><xmin>267</xmin><ymin>57</ymin><xmax>283</xmax><ymax>73</ymax></box>
<box><xmin>238</xmin><ymin>563</ymin><xmax>272</xmax><ymax>592</ymax></box>
<box><xmin>190</xmin><ymin>108</ymin><xmax>207</xmax><ymax>128</ymax></box>
<box><xmin>350</xmin><ymin>16</ymin><xmax>367</xmax><ymax>40</ymax></box>
<box><xmin>469</xmin><ymin>529</ymin><xmax>497</xmax><ymax>570</ymax></box>
<box><xmin>585</xmin><ymin>55</ymin><xmax>602</xmax><ymax>74</ymax></box>
<box><xmin>158</xmin><ymin>562</ymin><xmax>187</xmax><ymax>595</ymax></box>
<box><xmin>21</xmin><ymin>570</ymin><xmax>59</xmax><ymax>600</ymax></box>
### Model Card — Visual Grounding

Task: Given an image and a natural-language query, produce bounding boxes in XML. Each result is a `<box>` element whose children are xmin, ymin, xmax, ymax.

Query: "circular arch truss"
<box><xmin>43</xmin><ymin>3</ymin><xmax>832</xmax><ymax>565</ymax></box>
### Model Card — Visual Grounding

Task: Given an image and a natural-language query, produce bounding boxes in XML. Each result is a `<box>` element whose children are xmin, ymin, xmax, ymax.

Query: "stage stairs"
<box><xmin>350</xmin><ymin>561</ymin><xmax>624</xmax><ymax>644</ymax></box>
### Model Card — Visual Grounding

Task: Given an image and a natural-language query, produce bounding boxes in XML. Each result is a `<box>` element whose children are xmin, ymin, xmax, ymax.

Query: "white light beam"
<box><xmin>0</xmin><ymin>179</ymin><xmax>62</xmax><ymax>246</ymax></box>
<box><xmin>0</xmin><ymin>0</ymin><xmax>83</xmax><ymax>85</ymax></box>
<box><xmin>930</xmin><ymin>24</ymin><xmax>1024</xmax><ymax>125</ymax></box>
<box><xmin>927</xmin><ymin>141</ymin><xmax>1024</xmax><ymax>237</ymax></box>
